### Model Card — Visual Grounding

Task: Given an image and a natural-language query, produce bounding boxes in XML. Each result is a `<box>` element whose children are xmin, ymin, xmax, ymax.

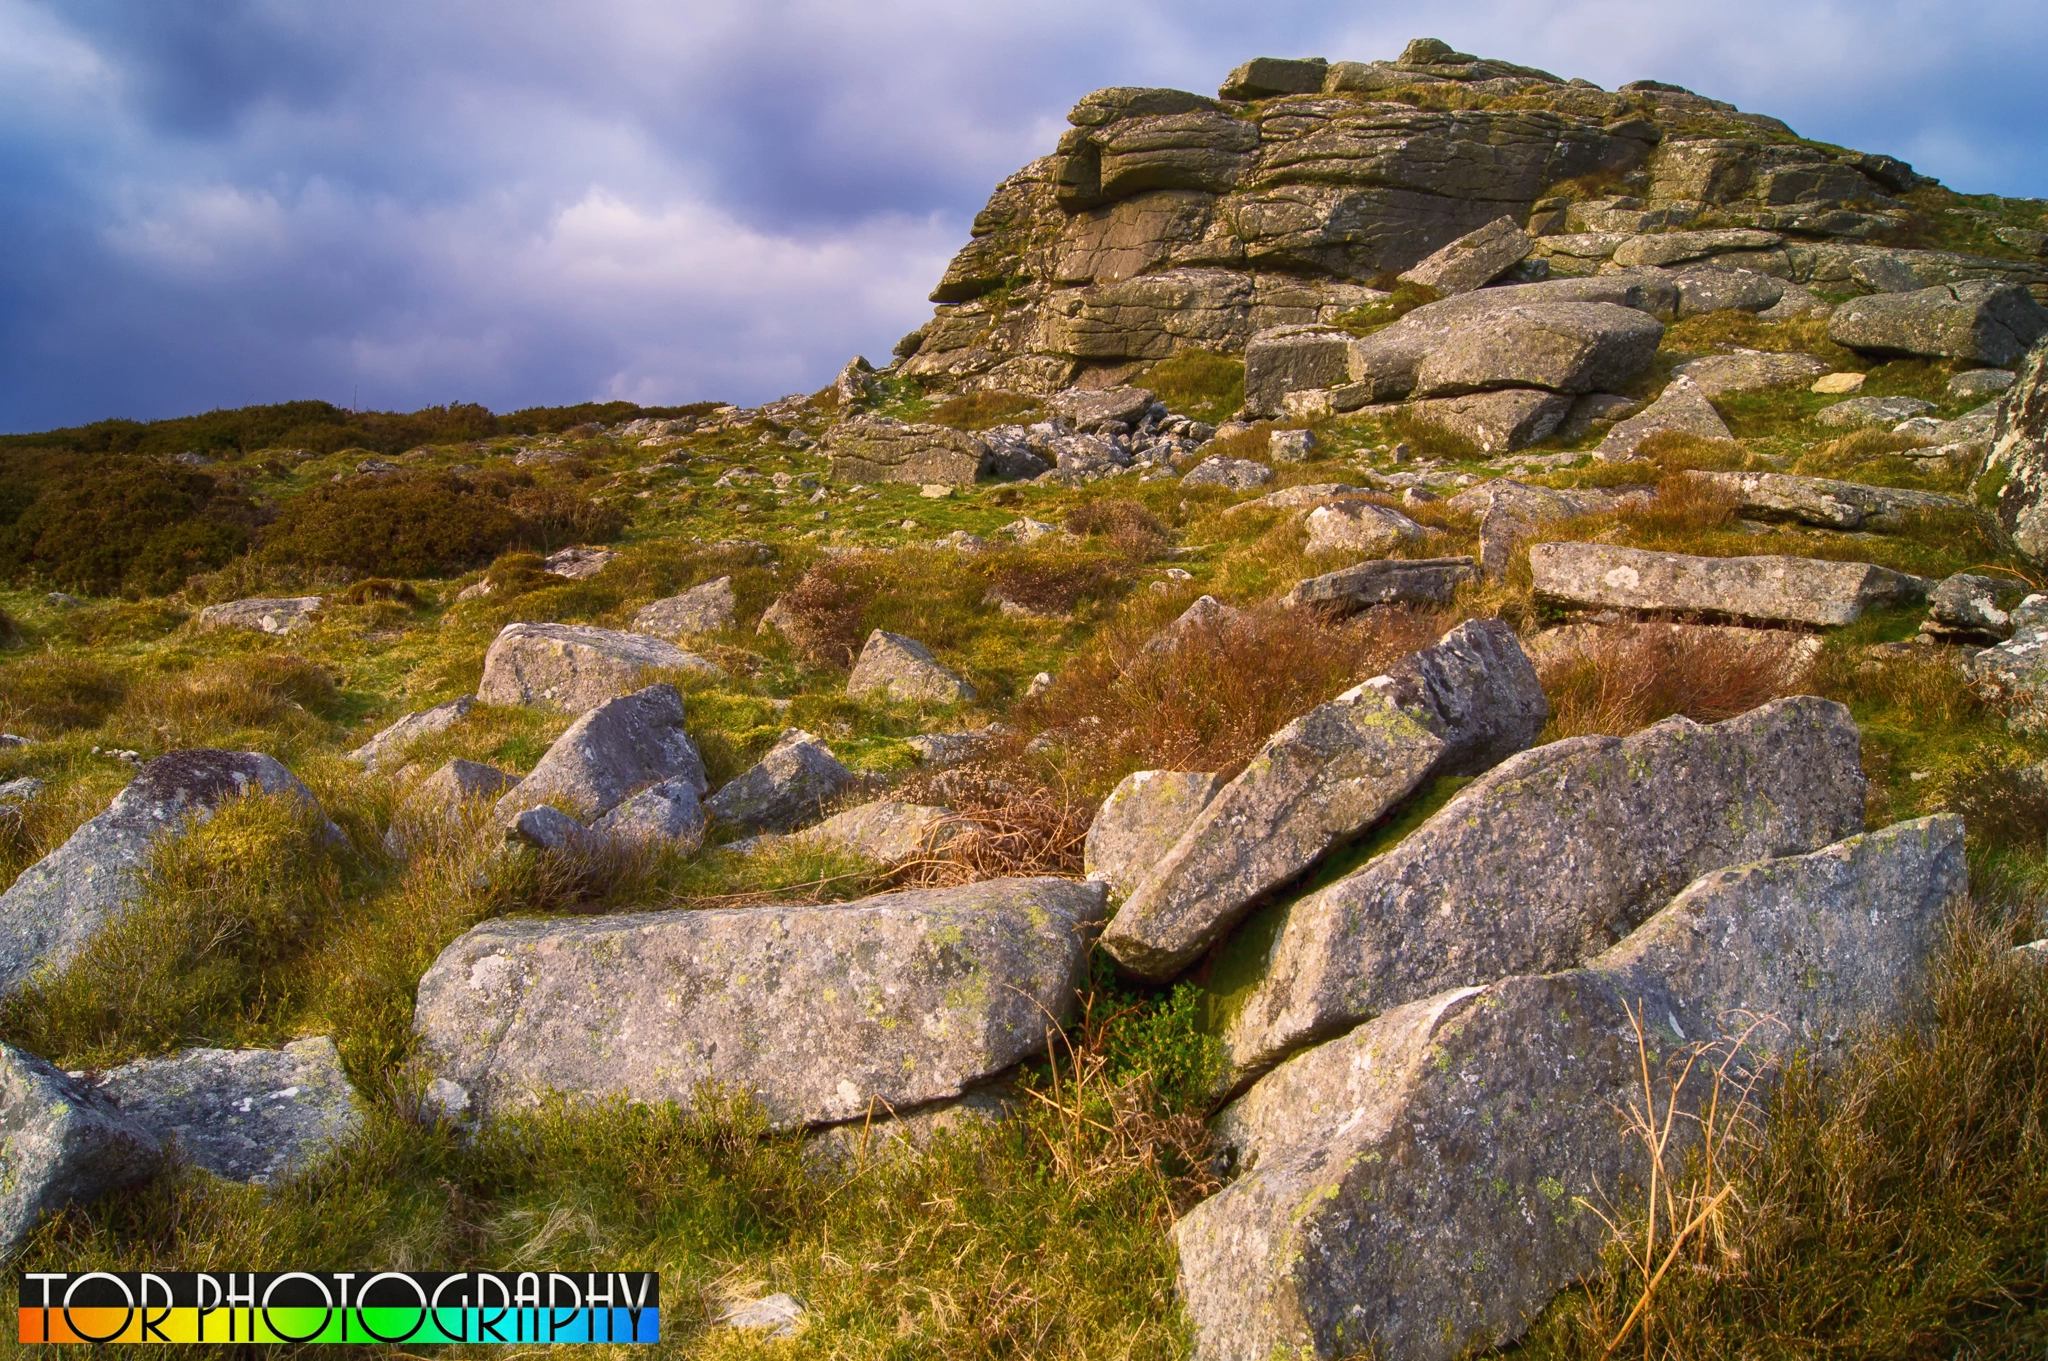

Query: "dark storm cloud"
<box><xmin>1</xmin><ymin>0</ymin><xmax>2043</xmax><ymax>432</ymax></box>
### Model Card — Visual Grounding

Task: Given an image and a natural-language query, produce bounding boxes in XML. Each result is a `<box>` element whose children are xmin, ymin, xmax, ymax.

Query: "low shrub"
<box><xmin>0</xmin><ymin>457</ymin><xmax>252</xmax><ymax>596</ymax></box>
<box><xmin>1064</xmin><ymin>498</ymin><xmax>1172</xmax><ymax>561</ymax></box>
<box><xmin>772</xmin><ymin>560</ymin><xmax>873</xmax><ymax>669</ymax></box>
<box><xmin>1535</xmin><ymin>622</ymin><xmax>1812</xmax><ymax>740</ymax></box>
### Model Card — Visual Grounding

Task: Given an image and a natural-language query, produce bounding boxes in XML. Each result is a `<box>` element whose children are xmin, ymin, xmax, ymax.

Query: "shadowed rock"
<box><xmin>705</xmin><ymin>730</ymin><xmax>856</xmax><ymax>835</ymax></box>
<box><xmin>492</xmin><ymin>683</ymin><xmax>707</xmax><ymax>826</ymax></box>
<box><xmin>1283</xmin><ymin>557</ymin><xmax>1476</xmax><ymax>614</ymax></box>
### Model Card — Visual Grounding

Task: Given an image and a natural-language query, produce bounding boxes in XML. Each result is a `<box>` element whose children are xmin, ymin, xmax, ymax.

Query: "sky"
<box><xmin>2</xmin><ymin>0</ymin><xmax>2046</xmax><ymax>434</ymax></box>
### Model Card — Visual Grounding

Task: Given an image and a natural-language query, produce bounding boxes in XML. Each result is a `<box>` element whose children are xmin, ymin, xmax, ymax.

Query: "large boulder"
<box><xmin>492</xmin><ymin>683</ymin><xmax>707</xmax><ymax>825</ymax></box>
<box><xmin>477</xmin><ymin>622</ymin><xmax>722</xmax><ymax>714</ymax></box>
<box><xmin>0</xmin><ymin>751</ymin><xmax>329</xmax><ymax>997</ymax></box>
<box><xmin>1595</xmin><ymin>375</ymin><xmax>1732</xmax><ymax>460</ymax></box>
<box><xmin>416</xmin><ymin>758</ymin><xmax>518</xmax><ymax>811</ymax></box>
<box><xmin>1085</xmin><ymin>771</ymin><xmax>1222</xmax><ymax>900</ymax></box>
<box><xmin>1924</xmin><ymin>572</ymin><xmax>2028</xmax><ymax>644</ymax></box>
<box><xmin>1349</xmin><ymin>300</ymin><xmax>1664</xmax><ymax>402</ymax></box>
<box><xmin>1302</xmin><ymin>501</ymin><xmax>1428</xmax><ymax>556</ymax></box>
<box><xmin>413</xmin><ymin>878</ymin><xmax>1108</xmax><ymax>1129</ymax></box>
<box><xmin>1985</xmin><ymin>339</ymin><xmax>2048</xmax><ymax>564</ymax></box>
<box><xmin>0</xmin><ymin>1043</ymin><xmax>161</xmax><ymax>1258</ymax></box>
<box><xmin>194</xmin><ymin>596</ymin><xmax>321</xmax><ymax>636</ymax></box>
<box><xmin>822</xmin><ymin>419</ymin><xmax>992</xmax><ymax>486</ymax></box>
<box><xmin>1964</xmin><ymin>595</ymin><xmax>2048</xmax><ymax>730</ymax></box>
<box><xmin>92</xmin><ymin>1036</ymin><xmax>359</xmax><ymax>1185</ymax></box>
<box><xmin>1829</xmin><ymin>281</ymin><xmax>2048</xmax><ymax>365</ymax></box>
<box><xmin>1177</xmin><ymin>815</ymin><xmax>1964</xmax><ymax>1361</ymax></box>
<box><xmin>1283</xmin><ymin>557</ymin><xmax>1476</xmax><ymax>614</ymax></box>
<box><xmin>846</xmin><ymin>630</ymin><xmax>975</xmax><ymax>704</ymax></box>
<box><xmin>1672</xmin><ymin>265</ymin><xmax>1785</xmax><ymax>317</ymax></box>
<box><xmin>1214</xmin><ymin>696</ymin><xmax>1866</xmax><ymax>1080</ymax></box>
<box><xmin>1530</xmin><ymin>542</ymin><xmax>1930</xmax><ymax>626</ymax></box>
<box><xmin>1395</xmin><ymin>216</ymin><xmax>1533</xmax><ymax>295</ymax></box>
<box><xmin>1682</xmin><ymin>470</ymin><xmax>1975</xmax><ymax>531</ymax></box>
<box><xmin>347</xmin><ymin>695</ymin><xmax>475</xmax><ymax>771</ymax></box>
<box><xmin>633</xmin><ymin>576</ymin><xmax>737</xmax><ymax>638</ymax></box>
<box><xmin>1102</xmin><ymin>621</ymin><xmax>1545</xmax><ymax>983</ymax></box>
<box><xmin>705</xmin><ymin>730</ymin><xmax>857</xmax><ymax>834</ymax></box>
<box><xmin>1404</xmin><ymin>389</ymin><xmax>1575</xmax><ymax>453</ymax></box>
<box><xmin>1048</xmin><ymin>385</ymin><xmax>1155</xmax><ymax>430</ymax></box>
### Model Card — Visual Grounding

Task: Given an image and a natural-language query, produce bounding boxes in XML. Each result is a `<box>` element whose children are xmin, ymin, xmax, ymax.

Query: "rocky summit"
<box><xmin>0</xmin><ymin>33</ymin><xmax>2042</xmax><ymax>1361</ymax></box>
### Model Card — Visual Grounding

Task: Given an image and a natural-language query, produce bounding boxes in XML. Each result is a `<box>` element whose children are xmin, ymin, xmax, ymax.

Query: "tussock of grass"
<box><xmin>927</xmin><ymin>390</ymin><xmax>1042</xmax><ymax>431</ymax></box>
<box><xmin>1535</xmin><ymin>622</ymin><xmax>1815</xmax><ymax>741</ymax></box>
<box><xmin>1134</xmin><ymin>351</ymin><xmax>1244</xmax><ymax>424</ymax></box>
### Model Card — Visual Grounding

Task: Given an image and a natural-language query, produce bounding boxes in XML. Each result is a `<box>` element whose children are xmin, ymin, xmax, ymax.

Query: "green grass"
<box><xmin>0</xmin><ymin>298</ymin><xmax>2043</xmax><ymax>1358</ymax></box>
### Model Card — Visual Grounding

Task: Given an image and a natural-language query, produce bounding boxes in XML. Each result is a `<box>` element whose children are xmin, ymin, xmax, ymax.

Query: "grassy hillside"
<box><xmin>0</xmin><ymin>328</ymin><xmax>2042</xmax><ymax>1358</ymax></box>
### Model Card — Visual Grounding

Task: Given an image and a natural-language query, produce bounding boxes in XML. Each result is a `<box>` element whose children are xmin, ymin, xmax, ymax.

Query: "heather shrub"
<box><xmin>0</xmin><ymin>457</ymin><xmax>251</xmax><ymax>595</ymax></box>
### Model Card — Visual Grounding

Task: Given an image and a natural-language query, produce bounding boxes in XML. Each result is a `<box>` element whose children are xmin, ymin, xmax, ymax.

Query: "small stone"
<box><xmin>505</xmin><ymin>806</ymin><xmax>591</xmax><ymax>853</ymax></box>
<box><xmin>348</xmin><ymin>696</ymin><xmax>476</xmax><ymax>771</ymax></box>
<box><xmin>1024</xmin><ymin>672</ymin><xmax>1054</xmax><ymax>700</ymax></box>
<box><xmin>542</xmin><ymin>546</ymin><xmax>616</xmax><ymax>580</ymax></box>
<box><xmin>1303</xmin><ymin>501</ymin><xmax>1429</xmax><ymax>556</ymax></box>
<box><xmin>847</xmin><ymin>631</ymin><xmax>975</xmax><ymax>705</ymax></box>
<box><xmin>1269</xmin><ymin>429</ymin><xmax>1318</xmax><ymax>463</ymax></box>
<box><xmin>1811</xmin><ymin>372</ymin><xmax>1867</xmax><ymax>394</ymax></box>
<box><xmin>919</xmin><ymin>484</ymin><xmax>954</xmax><ymax>498</ymax></box>
<box><xmin>195</xmin><ymin>596</ymin><xmax>322</xmax><ymax>636</ymax></box>
<box><xmin>478</xmin><ymin>622</ymin><xmax>722</xmax><ymax>714</ymax></box>
<box><xmin>1948</xmin><ymin>369</ymin><xmax>2017</xmax><ymax>400</ymax></box>
<box><xmin>720</xmin><ymin>1294</ymin><xmax>803</xmax><ymax>1338</ymax></box>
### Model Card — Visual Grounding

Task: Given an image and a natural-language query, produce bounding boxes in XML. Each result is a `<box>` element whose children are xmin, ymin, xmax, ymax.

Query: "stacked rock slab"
<box><xmin>822</xmin><ymin>420</ymin><xmax>991</xmax><ymax>486</ymax></box>
<box><xmin>1284</xmin><ymin>557</ymin><xmax>1476</xmax><ymax>613</ymax></box>
<box><xmin>1102</xmin><ymin>620</ymin><xmax>1546</xmax><ymax>983</ymax></box>
<box><xmin>1530</xmin><ymin>542</ymin><xmax>1929</xmax><ymax>626</ymax></box>
<box><xmin>1175</xmin><ymin>815</ymin><xmax>1965</xmax><ymax>1361</ymax></box>
<box><xmin>1596</xmin><ymin>374</ymin><xmax>1732</xmax><ymax>459</ymax></box>
<box><xmin>1214</xmin><ymin>696</ymin><xmax>1866</xmax><ymax>1079</ymax></box>
<box><xmin>1682</xmin><ymin>469</ymin><xmax>1975</xmax><ymax>531</ymax></box>
<box><xmin>0</xmin><ymin>1043</ymin><xmax>160</xmax><ymax>1258</ymax></box>
<box><xmin>0</xmin><ymin>751</ymin><xmax>330</xmax><ymax>997</ymax></box>
<box><xmin>1085</xmin><ymin>771</ymin><xmax>1222</xmax><ymax>900</ymax></box>
<box><xmin>413</xmin><ymin>878</ymin><xmax>1107</xmax><ymax>1129</ymax></box>
<box><xmin>478</xmin><ymin>622</ymin><xmax>721</xmax><ymax>714</ymax></box>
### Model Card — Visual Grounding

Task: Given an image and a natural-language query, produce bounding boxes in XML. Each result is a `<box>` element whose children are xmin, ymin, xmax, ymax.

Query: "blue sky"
<box><xmin>3</xmin><ymin>0</ymin><xmax>2045</xmax><ymax>433</ymax></box>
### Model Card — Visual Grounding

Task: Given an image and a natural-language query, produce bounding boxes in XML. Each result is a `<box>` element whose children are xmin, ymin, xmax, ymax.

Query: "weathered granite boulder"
<box><xmin>1283</xmin><ymin>557</ymin><xmax>1476</xmax><ymax>614</ymax></box>
<box><xmin>1103</xmin><ymin>620</ymin><xmax>1545</xmax><ymax>983</ymax></box>
<box><xmin>417</xmin><ymin>758</ymin><xmax>518</xmax><ymax>810</ymax></box>
<box><xmin>1985</xmin><ymin>339</ymin><xmax>2048</xmax><ymax>565</ymax></box>
<box><xmin>1396</xmin><ymin>216</ymin><xmax>1532</xmax><ymax>295</ymax></box>
<box><xmin>823</xmin><ymin>419</ymin><xmax>992</xmax><ymax>486</ymax></box>
<box><xmin>1674</xmin><ymin>350</ymin><xmax>1832</xmax><ymax>397</ymax></box>
<box><xmin>1219</xmin><ymin>56</ymin><xmax>1328</xmax><ymax>99</ymax></box>
<box><xmin>1672</xmin><ymin>265</ymin><xmax>1785</xmax><ymax>317</ymax></box>
<box><xmin>542</xmin><ymin>546</ymin><xmax>615</xmax><ymax>580</ymax></box>
<box><xmin>1595</xmin><ymin>375</ymin><xmax>1731</xmax><ymax>460</ymax></box>
<box><xmin>705</xmin><ymin>730</ymin><xmax>856</xmax><ymax>834</ymax></box>
<box><xmin>1223</xmin><ymin>483</ymin><xmax>1373</xmax><ymax>517</ymax></box>
<box><xmin>847</xmin><ymin>630</ymin><xmax>975</xmax><ymax>704</ymax></box>
<box><xmin>1302</xmin><ymin>501</ymin><xmax>1428</xmax><ymax>556</ymax></box>
<box><xmin>1355</xmin><ymin>300</ymin><xmax>1664</xmax><ymax>401</ymax></box>
<box><xmin>633</xmin><ymin>576</ymin><xmax>737</xmax><ymax>638</ymax></box>
<box><xmin>1829</xmin><ymin>282</ymin><xmax>2048</xmax><ymax>365</ymax></box>
<box><xmin>1924</xmin><ymin>572</ymin><xmax>2027</xmax><ymax>643</ymax></box>
<box><xmin>1086</xmin><ymin>771</ymin><xmax>1223</xmax><ymax>901</ymax></box>
<box><xmin>1964</xmin><ymin>595</ymin><xmax>2048</xmax><ymax>729</ymax></box>
<box><xmin>0</xmin><ymin>1043</ymin><xmax>160</xmax><ymax>1258</ymax></box>
<box><xmin>1405</xmin><ymin>389</ymin><xmax>1574</xmax><ymax>453</ymax></box>
<box><xmin>1949</xmin><ymin>368</ymin><xmax>2017</xmax><ymax>400</ymax></box>
<box><xmin>1268</xmin><ymin>428</ymin><xmax>1317</xmax><ymax>462</ymax></box>
<box><xmin>348</xmin><ymin>695</ymin><xmax>475</xmax><ymax>770</ymax></box>
<box><xmin>1244</xmin><ymin>327</ymin><xmax>1352</xmax><ymax>419</ymax></box>
<box><xmin>0</xmin><ymin>751</ymin><xmax>329</xmax><ymax>997</ymax></box>
<box><xmin>1682</xmin><ymin>470</ymin><xmax>1976</xmax><ymax>531</ymax></box>
<box><xmin>1182</xmin><ymin>457</ymin><xmax>1274</xmax><ymax>490</ymax></box>
<box><xmin>1145</xmin><ymin>594</ymin><xmax>1245</xmax><ymax>655</ymax></box>
<box><xmin>1529</xmin><ymin>542</ymin><xmax>1930</xmax><ymax>626</ymax></box>
<box><xmin>1611</xmin><ymin>228</ymin><xmax>1782</xmax><ymax>269</ymax></box>
<box><xmin>1178</xmin><ymin>815</ymin><xmax>1963</xmax><ymax>1361</ymax></box>
<box><xmin>504</xmin><ymin>805</ymin><xmax>592</xmax><ymax>854</ymax></box>
<box><xmin>1213</xmin><ymin>695</ymin><xmax>1867</xmax><ymax>1081</ymax></box>
<box><xmin>492</xmin><ymin>684</ymin><xmax>707</xmax><ymax>826</ymax></box>
<box><xmin>194</xmin><ymin>596</ymin><xmax>322</xmax><ymax>636</ymax></box>
<box><xmin>591</xmin><ymin>778</ymin><xmax>705</xmax><ymax>852</ymax></box>
<box><xmin>93</xmin><ymin>1036</ymin><xmax>359</xmax><ymax>1185</ymax></box>
<box><xmin>413</xmin><ymin>878</ymin><xmax>1108</xmax><ymax>1128</ymax></box>
<box><xmin>1814</xmin><ymin>394</ymin><xmax>1936</xmax><ymax>429</ymax></box>
<box><xmin>478</xmin><ymin>622</ymin><xmax>722</xmax><ymax>714</ymax></box>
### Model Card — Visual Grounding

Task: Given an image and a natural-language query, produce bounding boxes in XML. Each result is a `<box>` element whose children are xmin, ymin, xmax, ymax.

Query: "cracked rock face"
<box><xmin>1176</xmin><ymin>815</ymin><xmax>1964</xmax><ymax>1361</ymax></box>
<box><xmin>413</xmin><ymin>877</ymin><xmax>1107</xmax><ymax>1129</ymax></box>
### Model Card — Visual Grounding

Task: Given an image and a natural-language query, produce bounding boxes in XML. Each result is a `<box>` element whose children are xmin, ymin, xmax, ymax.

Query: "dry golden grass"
<box><xmin>1533</xmin><ymin>621</ymin><xmax>1817</xmax><ymax>741</ymax></box>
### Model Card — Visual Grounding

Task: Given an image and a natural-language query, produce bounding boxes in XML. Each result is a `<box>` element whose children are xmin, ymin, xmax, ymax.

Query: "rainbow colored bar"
<box><xmin>18</xmin><ymin>1272</ymin><xmax>659</xmax><ymax>1345</ymax></box>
